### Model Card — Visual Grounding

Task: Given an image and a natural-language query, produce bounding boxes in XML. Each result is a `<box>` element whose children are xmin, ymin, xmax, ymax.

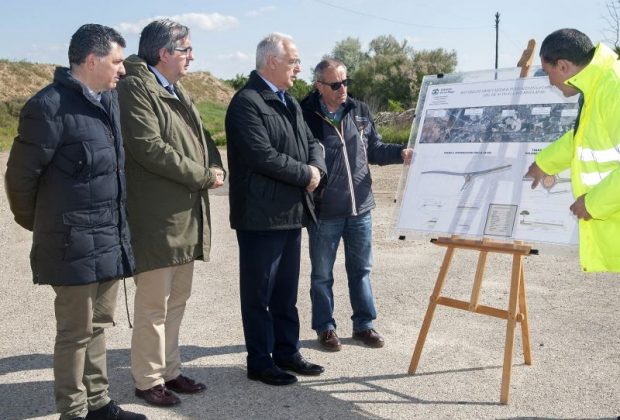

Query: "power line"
<box><xmin>312</xmin><ymin>0</ymin><xmax>489</xmax><ymax>30</ymax></box>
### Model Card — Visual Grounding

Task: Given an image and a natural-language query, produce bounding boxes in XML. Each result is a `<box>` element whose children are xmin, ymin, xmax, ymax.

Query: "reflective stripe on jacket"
<box><xmin>536</xmin><ymin>43</ymin><xmax>620</xmax><ymax>272</ymax></box>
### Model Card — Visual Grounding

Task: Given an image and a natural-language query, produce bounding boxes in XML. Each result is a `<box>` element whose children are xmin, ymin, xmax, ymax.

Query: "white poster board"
<box><xmin>394</xmin><ymin>68</ymin><xmax>579</xmax><ymax>245</ymax></box>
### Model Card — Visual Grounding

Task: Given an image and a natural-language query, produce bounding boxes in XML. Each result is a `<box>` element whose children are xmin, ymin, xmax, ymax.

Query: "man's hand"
<box><xmin>401</xmin><ymin>148</ymin><xmax>413</xmax><ymax>164</ymax></box>
<box><xmin>570</xmin><ymin>194</ymin><xmax>592</xmax><ymax>220</ymax></box>
<box><xmin>306</xmin><ymin>165</ymin><xmax>321</xmax><ymax>192</ymax></box>
<box><xmin>524</xmin><ymin>161</ymin><xmax>548</xmax><ymax>189</ymax></box>
<box><xmin>209</xmin><ymin>168</ymin><xmax>225</xmax><ymax>189</ymax></box>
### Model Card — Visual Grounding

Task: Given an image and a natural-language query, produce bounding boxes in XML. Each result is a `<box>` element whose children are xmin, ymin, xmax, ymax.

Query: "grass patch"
<box><xmin>0</xmin><ymin>99</ymin><xmax>229</xmax><ymax>151</ymax></box>
<box><xmin>195</xmin><ymin>100</ymin><xmax>228</xmax><ymax>146</ymax></box>
<box><xmin>0</xmin><ymin>100</ymin><xmax>23</xmax><ymax>151</ymax></box>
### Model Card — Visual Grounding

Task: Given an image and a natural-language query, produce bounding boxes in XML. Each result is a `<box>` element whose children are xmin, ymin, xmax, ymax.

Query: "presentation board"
<box><xmin>394</xmin><ymin>68</ymin><xmax>580</xmax><ymax>245</ymax></box>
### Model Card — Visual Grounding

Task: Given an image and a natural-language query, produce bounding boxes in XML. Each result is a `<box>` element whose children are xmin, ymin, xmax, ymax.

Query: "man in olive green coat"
<box><xmin>117</xmin><ymin>19</ymin><xmax>225</xmax><ymax>407</ymax></box>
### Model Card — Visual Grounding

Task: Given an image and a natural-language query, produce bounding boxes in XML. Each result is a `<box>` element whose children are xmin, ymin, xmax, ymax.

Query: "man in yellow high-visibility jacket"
<box><xmin>526</xmin><ymin>28</ymin><xmax>620</xmax><ymax>272</ymax></box>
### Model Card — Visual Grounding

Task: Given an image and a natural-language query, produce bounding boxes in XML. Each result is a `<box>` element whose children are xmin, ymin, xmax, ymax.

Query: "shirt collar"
<box><xmin>320</xmin><ymin>99</ymin><xmax>345</xmax><ymax>123</ymax></box>
<box><xmin>68</xmin><ymin>70</ymin><xmax>101</xmax><ymax>101</ymax></box>
<box><xmin>90</xmin><ymin>89</ymin><xmax>102</xmax><ymax>102</ymax></box>
<box><xmin>148</xmin><ymin>65</ymin><xmax>174</xmax><ymax>90</ymax></box>
<box><xmin>257</xmin><ymin>73</ymin><xmax>281</xmax><ymax>95</ymax></box>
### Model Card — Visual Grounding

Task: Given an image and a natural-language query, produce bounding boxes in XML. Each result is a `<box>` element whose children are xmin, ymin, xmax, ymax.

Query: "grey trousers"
<box><xmin>52</xmin><ymin>280</ymin><xmax>119</xmax><ymax>419</ymax></box>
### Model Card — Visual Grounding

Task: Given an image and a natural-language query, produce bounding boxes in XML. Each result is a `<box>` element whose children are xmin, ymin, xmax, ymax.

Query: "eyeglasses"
<box><xmin>318</xmin><ymin>78</ymin><xmax>351</xmax><ymax>91</ymax></box>
<box><xmin>174</xmin><ymin>46</ymin><xmax>193</xmax><ymax>57</ymax></box>
<box><xmin>282</xmin><ymin>58</ymin><xmax>301</xmax><ymax>68</ymax></box>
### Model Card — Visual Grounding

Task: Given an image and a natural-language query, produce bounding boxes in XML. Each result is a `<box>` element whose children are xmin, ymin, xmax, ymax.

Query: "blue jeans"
<box><xmin>308</xmin><ymin>211</ymin><xmax>376</xmax><ymax>333</ymax></box>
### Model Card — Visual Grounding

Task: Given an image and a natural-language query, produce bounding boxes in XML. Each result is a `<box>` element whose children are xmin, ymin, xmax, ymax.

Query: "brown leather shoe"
<box><xmin>318</xmin><ymin>329</ymin><xmax>342</xmax><ymax>351</ymax></box>
<box><xmin>352</xmin><ymin>329</ymin><xmax>385</xmax><ymax>348</ymax></box>
<box><xmin>165</xmin><ymin>374</ymin><xmax>206</xmax><ymax>394</ymax></box>
<box><xmin>135</xmin><ymin>384</ymin><xmax>181</xmax><ymax>407</ymax></box>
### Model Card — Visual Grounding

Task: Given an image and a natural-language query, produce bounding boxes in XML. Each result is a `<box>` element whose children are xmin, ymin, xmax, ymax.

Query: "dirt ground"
<box><xmin>0</xmin><ymin>150</ymin><xmax>618</xmax><ymax>420</ymax></box>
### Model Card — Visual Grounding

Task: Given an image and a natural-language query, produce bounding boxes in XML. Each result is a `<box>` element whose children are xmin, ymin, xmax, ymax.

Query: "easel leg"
<box><xmin>518</xmin><ymin>264</ymin><xmax>532</xmax><ymax>365</ymax></box>
<box><xmin>408</xmin><ymin>246</ymin><xmax>455</xmax><ymax>374</ymax></box>
<box><xmin>469</xmin><ymin>251</ymin><xmax>488</xmax><ymax>310</ymax></box>
<box><xmin>500</xmin><ymin>254</ymin><xmax>523</xmax><ymax>404</ymax></box>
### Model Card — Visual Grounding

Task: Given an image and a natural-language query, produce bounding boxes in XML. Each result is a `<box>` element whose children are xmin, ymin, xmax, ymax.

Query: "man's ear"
<box><xmin>158</xmin><ymin>48</ymin><xmax>169</xmax><ymax>64</ymax></box>
<box><xmin>267</xmin><ymin>54</ymin><xmax>278</xmax><ymax>70</ymax></box>
<box><xmin>556</xmin><ymin>59</ymin><xmax>576</xmax><ymax>76</ymax></box>
<box><xmin>84</xmin><ymin>53</ymin><xmax>97</xmax><ymax>71</ymax></box>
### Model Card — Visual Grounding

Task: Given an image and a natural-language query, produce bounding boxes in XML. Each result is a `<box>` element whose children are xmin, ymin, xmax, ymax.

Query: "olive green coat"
<box><xmin>117</xmin><ymin>55</ymin><xmax>223</xmax><ymax>274</ymax></box>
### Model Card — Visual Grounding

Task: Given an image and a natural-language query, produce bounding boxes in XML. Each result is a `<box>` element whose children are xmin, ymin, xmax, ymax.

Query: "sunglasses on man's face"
<box><xmin>318</xmin><ymin>78</ymin><xmax>351</xmax><ymax>91</ymax></box>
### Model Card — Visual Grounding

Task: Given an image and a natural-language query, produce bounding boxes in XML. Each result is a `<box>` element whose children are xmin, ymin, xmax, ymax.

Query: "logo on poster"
<box><xmin>431</xmin><ymin>87</ymin><xmax>454</xmax><ymax>95</ymax></box>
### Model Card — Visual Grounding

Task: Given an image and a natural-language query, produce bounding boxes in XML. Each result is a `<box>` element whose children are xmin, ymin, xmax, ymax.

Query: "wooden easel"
<box><xmin>407</xmin><ymin>40</ymin><xmax>539</xmax><ymax>405</ymax></box>
<box><xmin>407</xmin><ymin>236</ymin><xmax>535</xmax><ymax>404</ymax></box>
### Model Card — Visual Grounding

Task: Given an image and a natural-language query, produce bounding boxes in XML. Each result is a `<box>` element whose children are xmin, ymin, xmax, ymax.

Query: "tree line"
<box><xmin>225</xmin><ymin>35</ymin><xmax>457</xmax><ymax>113</ymax></box>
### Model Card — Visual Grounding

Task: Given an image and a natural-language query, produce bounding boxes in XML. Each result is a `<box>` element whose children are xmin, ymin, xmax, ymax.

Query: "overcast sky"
<box><xmin>0</xmin><ymin>0</ymin><xmax>610</xmax><ymax>81</ymax></box>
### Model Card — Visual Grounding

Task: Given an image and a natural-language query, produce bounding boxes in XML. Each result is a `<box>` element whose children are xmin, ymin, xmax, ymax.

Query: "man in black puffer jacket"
<box><xmin>301</xmin><ymin>57</ymin><xmax>413</xmax><ymax>352</ymax></box>
<box><xmin>5</xmin><ymin>25</ymin><xmax>143</xmax><ymax>420</ymax></box>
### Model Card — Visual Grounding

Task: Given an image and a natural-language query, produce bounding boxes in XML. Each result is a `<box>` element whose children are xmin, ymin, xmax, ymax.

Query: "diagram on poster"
<box><xmin>395</xmin><ymin>72</ymin><xmax>580</xmax><ymax>245</ymax></box>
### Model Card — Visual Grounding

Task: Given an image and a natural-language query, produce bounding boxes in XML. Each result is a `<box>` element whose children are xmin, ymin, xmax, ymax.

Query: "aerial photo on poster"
<box><xmin>396</xmin><ymin>74</ymin><xmax>580</xmax><ymax>245</ymax></box>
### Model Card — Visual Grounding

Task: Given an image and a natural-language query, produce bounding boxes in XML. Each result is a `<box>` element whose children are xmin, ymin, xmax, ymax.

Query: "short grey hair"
<box><xmin>256</xmin><ymin>32</ymin><xmax>294</xmax><ymax>70</ymax></box>
<box><xmin>138</xmin><ymin>19</ymin><xmax>190</xmax><ymax>66</ymax></box>
<box><xmin>313</xmin><ymin>57</ymin><xmax>347</xmax><ymax>82</ymax></box>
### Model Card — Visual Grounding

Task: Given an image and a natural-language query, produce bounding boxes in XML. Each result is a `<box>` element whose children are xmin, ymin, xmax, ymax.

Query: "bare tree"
<box><xmin>604</xmin><ymin>0</ymin><xmax>620</xmax><ymax>53</ymax></box>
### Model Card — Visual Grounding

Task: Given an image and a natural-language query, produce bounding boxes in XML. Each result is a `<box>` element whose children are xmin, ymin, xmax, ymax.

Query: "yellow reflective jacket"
<box><xmin>536</xmin><ymin>43</ymin><xmax>620</xmax><ymax>272</ymax></box>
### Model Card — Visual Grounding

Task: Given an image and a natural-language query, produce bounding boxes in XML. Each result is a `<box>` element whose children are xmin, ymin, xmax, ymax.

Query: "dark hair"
<box><xmin>138</xmin><ymin>19</ymin><xmax>190</xmax><ymax>66</ymax></box>
<box><xmin>68</xmin><ymin>24</ymin><xmax>126</xmax><ymax>67</ymax></box>
<box><xmin>313</xmin><ymin>57</ymin><xmax>347</xmax><ymax>82</ymax></box>
<box><xmin>540</xmin><ymin>28</ymin><xmax>595</xmax><ymax>66</ymax></box>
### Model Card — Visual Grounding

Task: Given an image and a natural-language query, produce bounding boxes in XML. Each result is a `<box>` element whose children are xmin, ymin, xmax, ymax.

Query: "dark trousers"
<box><xmin>236</xmin><ymin>229</ymin><xmax>302</xmax><ymax>371</ymax></box>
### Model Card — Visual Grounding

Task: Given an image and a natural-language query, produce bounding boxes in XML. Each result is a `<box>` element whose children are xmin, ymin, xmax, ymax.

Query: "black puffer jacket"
<box><xmin>301</xmin><ymin>91</ymin><xmax>404</xmax><ymax>219</ymax></box>
<box><xmin>5</xmin><ymin>67</ymin><xmax>135</xmax><ymax>285</ymax></box>
<box><xmin>225</xmin><ymin>71</ymin><xmax>327</xmax><ymax>230</ymax></box>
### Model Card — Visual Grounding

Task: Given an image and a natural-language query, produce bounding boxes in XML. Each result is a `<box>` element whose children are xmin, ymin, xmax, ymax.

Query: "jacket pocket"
<box><xmin>62</xmin><ymin>207</ymin><xmax>115</xmax><ymax>262</ymax></box>
<box><xmin>85</xmin><ymin>141</ymin><xmax>117</xmax><ymax>178</ymax></box>
<box><xmin>53</xmin><ymin>142</ymin><xmax>92</xmax><ymax>179</ymax></box>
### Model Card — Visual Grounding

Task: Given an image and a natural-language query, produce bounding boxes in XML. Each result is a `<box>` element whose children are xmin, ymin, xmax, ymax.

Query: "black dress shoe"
<box><xmin>85</xmin><ymin>400</ymin><xmax>147</xmax><ymax>419</ymax></box>
<box><xmin>135</xmin><ymin>384</ymin><xmax>181</xmax><ymax>407</ymax></box>
<box><xmin>275</xmin><ymin>354</ymin><xmax>325</xmax><ymax>376</ymax></box>
<box><xmin>247</xmin><ymin>366</ymin><xmax>297</xmax><ymax>386</ymax></box>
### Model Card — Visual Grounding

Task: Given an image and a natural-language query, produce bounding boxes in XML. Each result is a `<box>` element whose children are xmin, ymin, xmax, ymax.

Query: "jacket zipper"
<box><xmin>317</xmin><ymin>112</ymin><xmax>357</xmax><ymax>216</ymax></box>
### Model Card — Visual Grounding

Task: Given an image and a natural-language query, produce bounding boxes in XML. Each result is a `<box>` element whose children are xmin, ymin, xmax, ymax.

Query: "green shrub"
<box><xmin>387</xmin><ymin>99</ymin><xmax>404</xmax><ymax>112</ymax></box>
<box><xmin>377</xmin><ymin>124</ymin><xmax>411</xmax><ymax>145</ymax></box>
<box><xmin>224</xmin><ymin>73</ymin><xmax>248</xmax><ymax>91</ymax></box>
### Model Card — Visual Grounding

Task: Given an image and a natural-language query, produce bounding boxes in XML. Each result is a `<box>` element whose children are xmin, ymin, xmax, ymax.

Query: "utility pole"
<box><xmin>495</xmin><ymin>12</ymin><xmax>500</xmax><ymax>69</ymax></box>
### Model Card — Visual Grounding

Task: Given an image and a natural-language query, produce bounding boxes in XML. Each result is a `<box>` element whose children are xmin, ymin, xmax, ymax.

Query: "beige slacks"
<box><xmin>131</xmin><ymin>261</ymin><xmax>194</xmax><ymax>390</ymax></box>
<box><xmin>52</xmin><ymin>280</ymin><xmax>119</xmax><ymax>419</ymax></box>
